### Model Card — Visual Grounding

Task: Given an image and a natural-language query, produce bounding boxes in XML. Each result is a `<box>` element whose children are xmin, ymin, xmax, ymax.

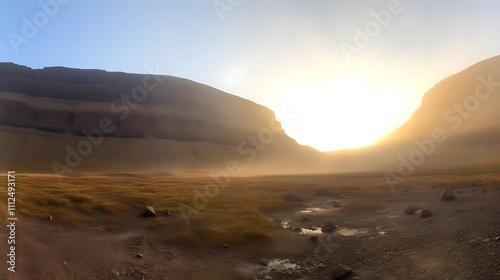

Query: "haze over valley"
<box><xmin>1</xmin><ymin>1</ymin><xmax>499</xmax><ymax>279</ymax></box>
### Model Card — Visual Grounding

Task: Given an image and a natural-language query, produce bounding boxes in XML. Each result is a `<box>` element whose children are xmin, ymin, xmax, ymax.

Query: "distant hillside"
<box><xmin>326</xmin><ymin>55</ymin><xmax>500</xmax><ymax>172</ymax></box>
<box><xmin>383</xmin><ymin>55</ymin><xmax>500</xmax><ymax>144</ymax></box>
<box><xmin>1</xmin><ymin>56</ymin><xmax>499</xmax><ymax>177</ymax></box>
<box><xmin>0</xmin><ymin>63</ymin><xmax>319</xmax><ymax>176</ymax></box>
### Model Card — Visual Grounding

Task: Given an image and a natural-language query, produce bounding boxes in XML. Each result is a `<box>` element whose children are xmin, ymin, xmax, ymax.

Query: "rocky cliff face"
<box><xmin>0</xmin><ymin>63</ymin><xmax>286</xmax><ymax>145</ymax></box>
<box><xmin>326</xmin><ymin>55</ymin><xmax>500</xmax><ymax>171</ymax></box>
<box><xmin>0</xmin><ymin>63</ymin><xmax>319</xmax><ymax>174</ymax></box>
<box><xmin>382</xmin><ymin>55</ymin><xmax>500</xmax><ymax>144</ymax></box>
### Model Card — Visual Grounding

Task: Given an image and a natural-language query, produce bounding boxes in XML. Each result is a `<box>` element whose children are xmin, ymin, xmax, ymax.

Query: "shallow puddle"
<box><xmin>336</xmin><ymin>228</ymin><xmax>368</xmax><ymax>236</ymax></box>
<box><xmin>297</xmin><ymin>207</ymin><xmax>322</xmax><ymax>213</ymax></box>
<box><xmin>266</xmin><ymin>258</ymin><xmax>300</xmax><ymax>271</ymax></box>
<box><xmin>300</xmin><ymin>227</ymin><xmax>322</xmax><ymax>235</ymax></box>
<box><xmin>237</xmin><ymin>258</ymin><xmax>301</xmax><ymax>278</ymax></box>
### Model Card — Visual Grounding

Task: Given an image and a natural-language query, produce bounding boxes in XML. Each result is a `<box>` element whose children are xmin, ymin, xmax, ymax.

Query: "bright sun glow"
<box><xmin>273</xmin><ymin>73</ymin><xmax>415</xmax><ymax>152</ymax></box>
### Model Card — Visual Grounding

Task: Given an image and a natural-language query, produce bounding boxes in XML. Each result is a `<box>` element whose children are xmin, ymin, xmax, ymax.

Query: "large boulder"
<box><xmin>441</xmin><ymin>188</ymin><xmax>456</xmax><ymax>201</ymax></box>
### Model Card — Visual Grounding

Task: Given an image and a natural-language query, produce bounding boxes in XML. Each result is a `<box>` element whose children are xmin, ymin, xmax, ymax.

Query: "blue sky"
<box><xmin>1</xmin><ymin>0</ymin><xmax>500</xmax><ymax>151</ymax></box>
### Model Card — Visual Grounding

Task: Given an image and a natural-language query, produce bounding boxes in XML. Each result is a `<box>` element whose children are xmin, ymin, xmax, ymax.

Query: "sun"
<box><xmin>272</xmin><ymin>73</ymin><xmax>412</xmax><ymax>152</ymax></box>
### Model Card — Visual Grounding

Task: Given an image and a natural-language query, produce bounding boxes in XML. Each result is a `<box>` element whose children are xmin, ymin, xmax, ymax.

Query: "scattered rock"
<box><xmin>404</xmin><ymin>206</ymin><xmax>418</xmax><ymax>214</ymax></box>
<box><xmin>290</xmin><ymin>227</ymin><xmax>302</xmax><ymax>233</ymax></box>
<box><xmin>222</xmin><ymin>243</ymin><xmax>229</xmax><ymax>249</ymax></box>
<box><xmin>142</xmin><ymin>206</ymin><xmax>156</xmax><ymax>217</ymax></box>
<box><xmin>283</xmin><ymin>192</ymin><xmax>304</xmax><ymax>202</ymax></box>
<box><xmin>441</xmin><ymin>188</ymin><xmax>456</xmax><ymax>201</ymax></box>
<box><xmin>164</xmin><ymin>209</ymin><xmax>172</xmax><ymax>216</ymax></box>
<box><xmin>321</xmin><ymin>222</ymin><xmax>337</xmax><ymax>233</ymax></box>
<box><xmin>136</xmin><ymin>253</ymin><xmax>143</xmax><ymax>259</ymax></box>
<box><xmin>48</xmin><ymin>215</ymin><xmax>53</xmax><ymax>221</ymax></box>
<box><xmin>310</xmin><ymin>236</ymin><xmax>319</xmax><ymax>242</ymax></box>
<box><xmin>420</xmin><ymin>209</ymin><xmax>432</xmax><ymax>218</ymax></box>
<box><xmin>331</xmin><ymin>264</ymin><xmax>353</xmax><ymax>279</ymax></box>
<box><xmin>333</xmin><ymin>201</ymin><xmax>342</xmax><ymax>208</ymax></box>
<box><xmin>495</xmin><ymin>236</ymin><xmax>499</xmax><ymax>241</ymax></box>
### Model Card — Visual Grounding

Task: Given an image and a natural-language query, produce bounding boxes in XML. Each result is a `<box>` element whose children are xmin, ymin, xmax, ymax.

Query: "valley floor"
<box><xmin>0</xmin><ymin>168</ymin><xmax>499</xmax><ymax>280</ymax></box>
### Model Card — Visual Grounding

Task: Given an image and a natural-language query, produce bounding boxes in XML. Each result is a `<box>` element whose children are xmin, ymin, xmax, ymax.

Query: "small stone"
<box><xmin>164</xmin><ymin>210</ymin><xmax>172</xmax><ymax>216</ymax></box>
<box><xmin>441</xmin><ymin>188</ymin><xmax>456</xmax><ymax>201</ymax></box>
<box><xmin>333</xmin><ymin>201</ymin><xmax>342</xmax><ymax>208</ymax></box>
<box><xmin>495</xmin><ymin>236</ymin><xmax>499</xmax><ymax>241</ymax></box>
<box><xmin>420</xmin><ymin>209</ymin><xmax>432</xmax><ymax>218</ymax></box>
<box><xmin>310</xmin><ymin>236</ymin><xmax>319</xmax><ymax>242</ymax></box>
<box><xmin>404</xmin><ymin>206</ymin><xmax>418</xmax><ymax>214</ymax></box>
<box><xmin>222</xmin><ymin>243</ymin><xmax>229</xmax><ymax>248</ymax></box>
<box><xmin>142</xmin><ymin>206</ymin><xmax>156</xmax><ymax>217</ymax></box>
<box><xmin>321</xmin><ymin>222</ymin><xmax>337</xmax><ymax>233</ymax></box>
<box><xmin>136</xmin><ymin>253</ymin><xmax>143</xmax><ymax>259</ymax></box>
<box><xmin>48</xmin><ymin>215</ymin><xmax>53</xmax><ymax>221</ymax></box>
<box><xmin>291</xmin><ymin>227</ymin><xmax>302</xmax><ymax>233</ymax></box>
<box><xmin>331</xmin><ymin>264</ymin><xmax>353</xmax><ymax>279</ymax></box>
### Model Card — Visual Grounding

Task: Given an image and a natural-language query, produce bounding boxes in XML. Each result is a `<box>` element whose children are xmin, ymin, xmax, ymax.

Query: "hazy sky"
<box><xmin>1</xmin><ymin>0</ymin><xmax>500</xmax><ymax>151</ymax></box>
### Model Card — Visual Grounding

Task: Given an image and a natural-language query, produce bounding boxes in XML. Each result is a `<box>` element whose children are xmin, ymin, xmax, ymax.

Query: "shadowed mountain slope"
<box><xmin>1</xmin><ymin>56</ymin><xmax>499</xmax><ymax>176</ymax></box>
<box><xmin>0</xmin><ymin>63</ymin><xmax>319</xmax><ymax>175</ymax></box>
<box><xmin>326</xmin><ymin>55</ymin><xmax>500</xmax><ymax>172</ymax></box>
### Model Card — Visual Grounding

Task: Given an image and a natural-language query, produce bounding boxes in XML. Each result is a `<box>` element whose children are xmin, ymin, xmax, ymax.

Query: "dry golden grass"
<box><xmin>0</xmin><ymin>164</ymin><xmax>498</xmax><ymax>245</ymax></box>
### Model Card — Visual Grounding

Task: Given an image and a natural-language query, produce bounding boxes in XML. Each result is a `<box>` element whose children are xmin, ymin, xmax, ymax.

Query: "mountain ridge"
<box><xmin>0</xmin><ymin>62</ymin><xmax>318</xmax><ymax>175</ymax></box>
